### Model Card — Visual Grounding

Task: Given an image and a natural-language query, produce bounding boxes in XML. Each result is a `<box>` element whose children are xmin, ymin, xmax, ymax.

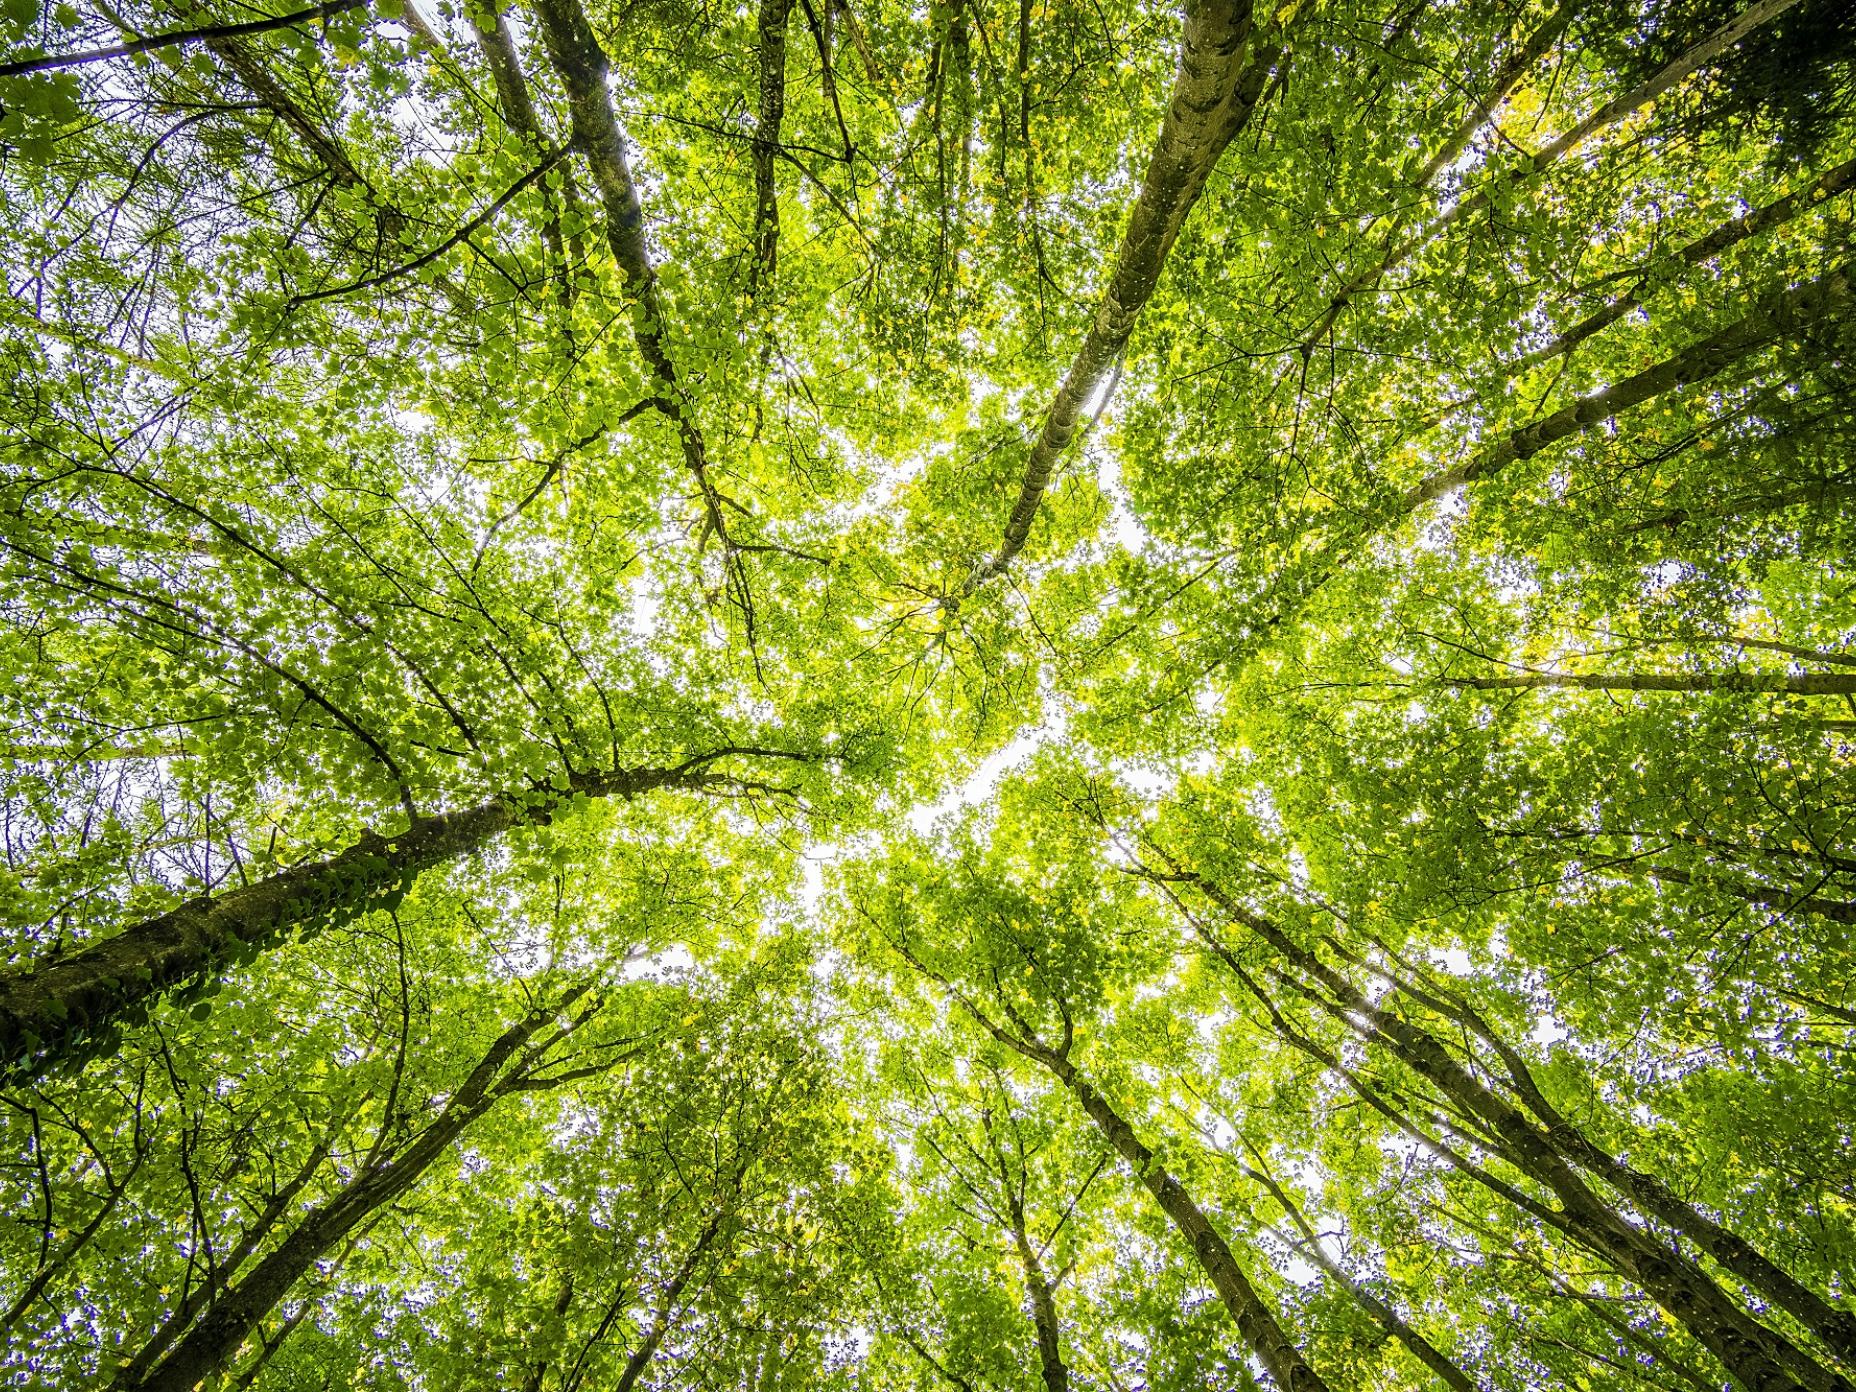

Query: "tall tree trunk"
<box><xmin>1006</xmin><ymin>1197</ymin><xmax>1070</xmax><ymax>1392</ymax></box>
<box><xmin>465</xmin><ymin>0</ymin><xmax>575</xmax><ymax>310</ymax></box>
<box><xmin>1048</xmin><ymin>1057</ymin><xmax>1331</xmax><ymax>1392</ymax></box>
<box><xmin>1241</xmin><ymin>1153</ymin><xmax>1476</xmax><ymax>1391</ymax></box>
<box><xmin>613</xmin><ymin>1216</ymin><xmax>723</xmax><ymax>1392</ymax></box>
<box><xmin>203</xmin><ymin>33</ymin><xmax>472</xmax><ymax>310</ymax></box>
<box><xmin>750</xmin><ymin>0</ymin><xmax>792</xmax><ymax>290</ymax></box>
<box><xmin>965</xmin><ymin>0</ymin><xmax>1279</xmax><ymax>591</ymax></box>
<box><xmin>519</xmin><ymin>1272</ymin><xmax>575</xmax><ymax>1392</ymax></box>
<box><xmin>0</xmin><ymin>756</ymin><xmax>742</xmax><ymax>1076</ymax></box>
<box><xmin>1403</xmin><ymin>262</ymin><xmax>1853</xmax><ymax>513</ymax></box>
<box><xmin>1300</xmin><ymin>0</ymin><xmax>1806</xmax><ymax>353</ymax></box>
<box><xmin>1382</xmin><ymin>950</ymin><xmax>1856</xmax><ymax>1361</ymax></box>
<box><xmin>1236</xmin><ymin>263</ymin><xmax>1855</xmax><ymax>669</ymax></box>
<box><xmin>114</xmin><ymin>1125</ymin><xmax>340</xmax><ymax>1384</ymax></box>
<box><xmin>1505</xmin><ymin>153</ymin><xmax>1856</xmax><ymax>376</ymax></box>
<box><xmin>123</xmin><ymin>989</ymin><xmax>591</xmax><ymax>1392</ymax></box>
<box><xmin>1188</xmin><ymin>883</ymin><xmax>1850</xmax><ymax>1392</ymax></box>
<box><xmin>1638</xmin><ymin>862</ymin><xmax>1856</xmax><ymax>925</ymax></box>
<box><xmin>1454</xmin><ymin>669</ymin><xmax>1856</xmax><ymax>696</ymax></box>
<box><xmin>529</xmin><ymin>0</ymin><xmax>743</xmax><ymax>582</ymax></box>
<box><xmin>897</xmin><ymin>937</ymin><xmax>1332</xmax><ymax>1392</ymax></box>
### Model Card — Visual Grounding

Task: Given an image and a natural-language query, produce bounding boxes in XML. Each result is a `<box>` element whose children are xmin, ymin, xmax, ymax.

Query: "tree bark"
<box><xmin>0</xmin><ymin>756</ymin><xmax>747</xmax><ymax>1077</ymax></box>
<box><xmin>750</xmin><ymin>0</ymin><xmax>792</xmax><ymax>289</ymax></box>
<box><xmin>203</xmin><ymin>33</ymin><xmax>472</xmax><ymax>311</ymax></box>
<box><xmin>613</xmin><ymin>1216</ymin><xmax>723</xmax><ymax>1392</ymax></box>
<box><xmin>1190</xmin><ymin>885</ymin><xmax>1850</xmax><ymax>1392</ymax></box>
<box><xmin>125</xmin><ymin>988</ymin><xmax>592</xmax><ymax>1392</ymax></box>
<box><xmin>1404</xmin><ymin>262</ymin><xmax>1853</xmax><ymax>512</ymax></box>
<box><xmin>1454</xmin><ymin>669</ymin><xmax>1856</xmax><ymax>696</ymax></box>
<box><xmin>1301</xmin><ymin>0</ymin><xmax>1807</xmax><ymax>353</ymax></box>
<box><xmin>1364</xmin><ymin>946</ymin><xmax>1856</xmax><ymax>1364</ymax></box>
<box><xmin>1228</xmin><ymin>263</ymin><xmax>1853</xmax><ymax>670</ymax></box>
<box><xmin>114</xmin><ymin>1125</ymin><xmax>340</xmax><ymax>1384</ymax></box>
<box><xmin>1641</xmin><ymin>862</ymin><xmax>1856</xmax><ymax>926</ymax></box>
<box><xmin>530</xmin><ymin>0</ymin><xmax>753</xmax><ymax>618</ymax></box>
<box><xmin>1006</xmin><ymin>1197</ymin><xmax>1070</xmax><ymax>1392</ymax></box>
<box><xmin>466</xmin><ymin>0</ymin><xmax>576</xmax><ymax>308</ymax></box>
<box><xmin>896</xmin><ymin>935</ymin><xmax>1332</xmax><ymax>1392</ymax></box>
<box><xmin>965</xmin><ymin>0</ymin><xmax>1278</xmax><ymax>591</ymax></box>
<box><xmin>1506</xmin><ymin>154</ymin><xmax>1856</xmax><ymax>375</ymax></box>
<box><xmin>1242</xmin><ymin>1156</ymin><xmax>1476</xmax><ymax>1391</ymax></box>
<box><xmin>1048</xmin><ymin>1057</ymin><xmax>1331</xmax><ymax>1392</ymax></box>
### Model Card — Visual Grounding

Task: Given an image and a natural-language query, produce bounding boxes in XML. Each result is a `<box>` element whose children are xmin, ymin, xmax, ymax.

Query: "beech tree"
<box><xmin>3</xmin><ymin>0</ymin><xmax>1853</xmax><ymax>1385</ymax></box>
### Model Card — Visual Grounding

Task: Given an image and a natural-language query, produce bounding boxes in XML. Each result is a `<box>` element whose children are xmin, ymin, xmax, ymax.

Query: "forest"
<box><xmin>0</xmin><ymin>0</ymin><xmax>1852</xmax><ymax>1384</ymax></box>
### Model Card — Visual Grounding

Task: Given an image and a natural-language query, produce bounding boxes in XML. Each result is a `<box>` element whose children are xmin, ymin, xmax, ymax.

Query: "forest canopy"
<box><xmin>0</xmin><ymin>0</ymin><xmax>1853</xmax><ymax>1386</ymax></box>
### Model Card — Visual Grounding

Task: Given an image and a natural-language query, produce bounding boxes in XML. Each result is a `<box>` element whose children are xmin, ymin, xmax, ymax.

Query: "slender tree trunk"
<box><xmin>965</xmin><ymin>0</ymin><xmax>1279</xmax><ymax>590</ymax></box>
<box><xmin>1506</xmin><ymin>153</ymin><xmax>1856</xmax><ymax>375</ymax></box>
<box><xmin>750</xmin><ymin>0</ymin><xmax>792</xmax><ymax>289</ymax></box>
<box><xmin>520</xmin><ymin>1272</ymin><xmax>576</xmax><ymax>1392</ymax></box>
<box><xmin>465</xmin><ymin>0</ymin><xmax>574</xmax><ymax>309</ymax></box>
<box><xmin>1548</xmin><ymin>1273</ymin><xmax>1727</xmax><ymax>1392</ymax></box>
<box><xmin>1242</xmin><ymin>1156</ymin><xmax>1476</xmax><ymax>1391</ymax></box>
<box><xmin>125</xmin><ymin>990</ymin><xmax>588</xmax><ymax>1392</ymax></box>
<box><xmin>114</xmin><ymin>1127</ymin><xmax>339</xmax><ymax>1384</ymax></box>
<box><xmin>1404</xmin><ymin>262</ymin><xmax>1853</xmax><ymax>512</ymax></box>
<box><xmin>529</xmin><ymin>0</ymin><xmax>736</xmax><ymax>539</ymax></box>
<box><xmin>1007</xmin><ymin>1199</ymin><xmax>1070</xmax><ymax>1392</ymax></box>
<box><xmin>203</xmin><ymin>32</ymin><xmax>472</xmax><ymax>310</ymax></box>
<box><xmin>899</xmin><ymin>937</ymin><xmax>1333</xmax><ymax>1392</ymax></box>
<box><xmin>0</xmin><ymin>758</ymin><xmax>725</xmax><ymax>1077</ymax></box>
<box><xmin>1190</xmin><ymin>885</ymin><xmax>1850</xmax><ymax>1392</ymax></box>
<box><xmin>1367</xmin><ymin>945</ymin><xmax>1856</xmax><ymax>1364</ymax></box>
<box><xmin>1639</xmin><ymin>862</ymin><xmax>1856</xmax><ymax>925</ymax></box>
<box><xmin>1238</xmin><ymin>264</ymin><xmax>1854</xmax><ymax>665</ymax></box>
<box><xmin>1046</xmin><ymin>1054</ymin><xmax>1330</xmax><ymax>1392</ymax></box>
<box><xmin>1301</xmin><ymin>0</ymin><xmax>1806</xmax><ymax>352</ymax></box>
<box><xmin>226</xmin><ymin>1218</ymin><xmax>375</xmax><ymax>1390</ymax></box>
<box><xmin>613</xmin><ymin>1216</ymin><xmax>723</xmax><ymax>1392</ymax></box>
<box><xmin>1454</xmin><ymin>669</ymin><xmax>1856</xmax><ymax>696</ymax></box>
<box><xmin>1543</xmin><ymin>1074</ymin><xmax>1856</xmax><ymax>1359</ymax></box>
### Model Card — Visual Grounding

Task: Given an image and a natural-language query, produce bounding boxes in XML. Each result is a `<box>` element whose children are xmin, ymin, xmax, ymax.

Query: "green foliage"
<box><xmin>2</xmin><ymin>0</ymin><xmax>1854</xmax><ymax>1386</ymax></box>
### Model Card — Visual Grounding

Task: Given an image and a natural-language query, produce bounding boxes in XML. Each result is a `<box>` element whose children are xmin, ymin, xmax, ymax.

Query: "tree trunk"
<box><xmin>125</xmin><ymin>991</ymin><xmax>585</xmax><ymax>1392</ymax></box>
<box><xmin>1191</xmin><ymin>884</ymin><xmax>1850</xmax><ymax>1392</ymax></box>
<box><xmin>1639</xmin><ymin>862</ymin><xmax>1856</xmax><ymax>925</ymax></box>
<box><xmin>1048</xmin><ymin>1056</ymin><xmax>1331</xmax><ymax>1392</ymax></box>
<box><xmin>1302</xmin><ymin>0</ymin><xmax>1806</xmax><ymax>353</ymax></box>
<box><xmin>465</xmin><ymin>0</ymin><xmax>575</xmax><ymax>310</ymax></box>
<box><xmin>1455</xmin><ymin>669</ymin><xmax>1856</xmax><ymax>696</ymax></box>
<box><xmin>965</xmin><ymin>0</ymin><xmax>1278</xmax><ymax>590</ymax></box>
<box><xmin>614</xmin><ymin>1216</ymin><xmax>723</xmax><ymax>1392</ymax></box>
<box><xmin>893</xmin><ymin>934</ymin><xmax>1332</xmax><ymax>1391</ymax></box>
<box><xmin>1507</xmin><ymin>153</ymin><xmax>1856</xmax><ymax>375</ymax></box>
<box><xmin>114</xmin><ymin>1125</ymin><xmax>340</xmax><ymax>1384</ymax></box>
<box><xmin>750</xmin><ymin>0</ymin><xmax>792</xmax><ymax>288</ymax></box>
<box><xmin>1239</xmin><ymin>263</ymin><xmax>1854</xmax><ymax>667</ymax></box>
<box><xmin>1404</xmin><ymin>262</ymin><xmax>1853</xmax><ymax>512</ymax></box>
<box><xmin>204</xmin><ymin>32</ymin><xmax>472</xmax><ymax>310</ymax></box>
<box><xmin>1242</xmin><ymin>1156</ymin><xmax>1476</xmax><ymax>1391</ymax></box>
<box><xmin>0</xmin><ymin>760</ymin><xmax>715</xmax><ymax>1077</ymax></box>
<box><xmin>1007</xmin><ymin>1199</ymin><xmax>1070</xmax><ymax>1392</ymax></box>
<box><xmin>1368</xmin><ymin>943</ymin><xmax>1856</xmax><ymax>1364</ymax></box>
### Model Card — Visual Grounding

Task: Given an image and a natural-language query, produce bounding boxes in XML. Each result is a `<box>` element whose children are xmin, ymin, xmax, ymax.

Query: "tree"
<box><xmin>3</xmin><ymin>0</ymin><xmax>1854</xmax><ymax>1385</ymax></box>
